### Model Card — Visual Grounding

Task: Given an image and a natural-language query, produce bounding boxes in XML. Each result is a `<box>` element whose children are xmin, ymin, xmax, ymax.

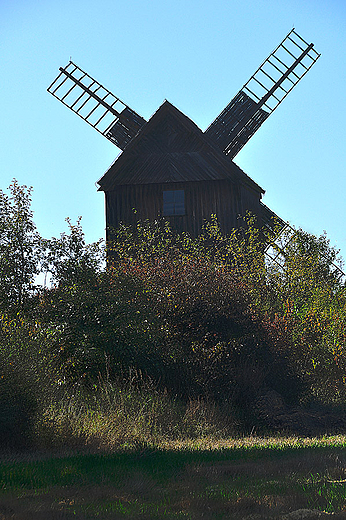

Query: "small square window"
<box><xmin>163</xmin><ymin>190</ymin><xmax>185</xmax><ymax>216</ymax></box>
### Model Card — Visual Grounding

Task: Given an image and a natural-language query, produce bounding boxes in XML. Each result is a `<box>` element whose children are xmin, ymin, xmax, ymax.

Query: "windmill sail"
<box><xmin>47</xmin><ymin>62</ymin><xmax>146</xmax><ymax>150</ymax></box>
<box><xmin>205</xmin><ymin>29</ymin><xmax>320</xmax><ymax>158</ymax></box>
<box><xmin>264</xmin><ymin>222</ymin><xmax>346</xmax><ymax>283</ymax></box>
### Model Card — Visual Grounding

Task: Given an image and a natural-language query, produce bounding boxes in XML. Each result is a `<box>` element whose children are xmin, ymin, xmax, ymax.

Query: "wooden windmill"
<box><xmin>48</xmin><ymin>29</ymin><xmax>320</xmax><ymax>240</ymax></box>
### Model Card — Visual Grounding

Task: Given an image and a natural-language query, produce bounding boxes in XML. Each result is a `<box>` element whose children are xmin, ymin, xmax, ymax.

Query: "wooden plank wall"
<box><xmin>105</xmin><ymin>179</ymin><xmax>262</xmax><ymax>239</ymax></box>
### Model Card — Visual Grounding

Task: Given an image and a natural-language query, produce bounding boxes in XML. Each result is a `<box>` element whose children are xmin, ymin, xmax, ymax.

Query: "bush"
<box><xmin>0</xmin><ymin>352</ymin><xmax>37</xmax><ymax>449</ymax></box>
<box><xmin>0</xmin><ymin>313</ymin><xmax>62</xmax><ymax>450</ymax></box>
<box><xmin>110</xmin><ymin>219</ymin><xmax>304</xmax><ymax>410</ymax></box>
<box><xmin>264</xmin><ymin>227</ymin><xmax>346</xmax><ymax>403</ymax></box>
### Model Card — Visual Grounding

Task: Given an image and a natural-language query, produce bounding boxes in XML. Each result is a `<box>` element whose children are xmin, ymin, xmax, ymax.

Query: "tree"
<box><xmin>264</xmin><ymin>227</ymin><xmax>346</xmax><ymax>403</ymax></box>
<box><xmin>0</xmin><ymin>180</ymin><xmax>44</xmax><ymax>312</ymax></box>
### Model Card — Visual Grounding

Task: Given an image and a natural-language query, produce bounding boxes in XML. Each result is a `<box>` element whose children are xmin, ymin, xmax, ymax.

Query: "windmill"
<box><xmin>48</xmin><ymin>29</ymin><xmax>323</xmax><ymax>252</ymax></box>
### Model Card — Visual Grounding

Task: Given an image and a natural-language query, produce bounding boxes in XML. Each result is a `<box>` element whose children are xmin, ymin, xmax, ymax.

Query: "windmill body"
<box><xmin>98</xmin><ymin>100</ymin><xmax>268</xmax><ymax>239</ymax></box>
<box><xmin>48</xmin><ymin>29</ymin><xmax>320</xmax><ymax>240</ymax></box>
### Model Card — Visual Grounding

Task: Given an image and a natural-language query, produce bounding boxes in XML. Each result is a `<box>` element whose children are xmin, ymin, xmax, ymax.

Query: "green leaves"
<box><xmin>0</xmin><ymin>180</ymin><xmax>44</xmax><ymax>312</ymax></box>
<box><xmin>46</xmin><ymin>216</ymin><xmax>104</xmax><ymax>288</ymax></box>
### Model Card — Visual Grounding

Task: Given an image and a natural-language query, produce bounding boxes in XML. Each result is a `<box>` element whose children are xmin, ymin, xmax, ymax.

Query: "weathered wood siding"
<box><xmin>105</xmin><ymin>178</ymin><xmax>261</xmax><ymax>238</ymax></box>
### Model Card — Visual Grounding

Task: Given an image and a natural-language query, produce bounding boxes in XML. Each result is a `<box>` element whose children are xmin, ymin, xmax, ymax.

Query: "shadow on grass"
<box><xmin>2</xmin><ymin>441</ymin><xmax>346</xmax><ymax>519</ymax></box>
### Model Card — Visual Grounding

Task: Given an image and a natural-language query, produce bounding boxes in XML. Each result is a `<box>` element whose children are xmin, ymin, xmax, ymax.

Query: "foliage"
<box><xmin>37</xmin><ymin>268</ymin><xmax>165</xmax><ymax>386</ymax></box>
<box><xmin>0</xmin><ymin>180</ymin><xmax>44</xmax><ymax>312</ymax></box>
<box><xmin>1</xmin><ymin>180</ymin><xmax>346</xmax><ymax>452</ymax></box>
<box><xmin>46</xmin><ymin>216</ymin><xmax>104</xmax><ymax>288</ymax></box>
<box><xmin>0</xmin><ymin>312</ymin><xmax>62</xmax><ymax>449</ymax></box>
<box><xmin>264</xmin><ymin>227</ymin><xmax>346</xmax><ymax>403</ymax></box>
<box><xmin>109</xmin><ymin>217</ymin><xmax>346</xmax><ymax>407</ymax></box>
<box><xmin>0</xmin><ymin>354</ymin><xmax>37</xmax><ymax>449</ymax></box>
<box><xmin>110</xmin><ymin>218</ymin><xmax>303</xmax><ymax>407</ymax></box>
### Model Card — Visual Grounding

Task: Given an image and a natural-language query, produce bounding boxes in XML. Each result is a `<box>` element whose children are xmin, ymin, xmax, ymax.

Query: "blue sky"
<box><xmin>1</xmin><ymin>0</ymin><xmax>345</xmax><ymax>263</ymax></box>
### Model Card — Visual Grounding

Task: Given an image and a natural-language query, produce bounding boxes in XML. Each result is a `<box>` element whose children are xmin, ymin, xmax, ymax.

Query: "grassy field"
<box><xmin>2</xmin><ymin>436</ymin><xmax>346</xmax><ymax>519</ymax></box>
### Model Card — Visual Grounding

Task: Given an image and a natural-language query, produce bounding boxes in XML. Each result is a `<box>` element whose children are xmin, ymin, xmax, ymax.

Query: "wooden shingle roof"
<box><xmin>97</xmin><ymin>100</ymin><xmax>264</xmax><ymax>194</ymax></box>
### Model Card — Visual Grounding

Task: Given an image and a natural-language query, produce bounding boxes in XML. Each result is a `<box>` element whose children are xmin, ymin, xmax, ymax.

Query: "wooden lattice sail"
<box><xmin>204</xmin><ymin>29</ymin><xmax>320</xmax><ymax>158</ymax></box>
<box><xmin>47</xmin><ymin>62</ymin><xmax>146</xmax><ymax>150</ymax></box>
<box><xmin>264</xmin><ymin>223</ymin><xmax>345</xmax><ymax>283</ymax></box>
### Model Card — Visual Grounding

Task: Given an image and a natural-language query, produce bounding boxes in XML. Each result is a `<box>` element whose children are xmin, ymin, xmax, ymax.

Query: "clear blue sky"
<box><xmin>1</xmin><ymin>0</ymin><xmax>345</xmax><ymax>263</ymax></box>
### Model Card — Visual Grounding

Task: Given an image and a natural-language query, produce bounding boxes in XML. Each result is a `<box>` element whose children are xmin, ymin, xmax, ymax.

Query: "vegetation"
<box><xmin>2</xmin><ymin>438</ymin><xmax>346</xmax><ymax>518</ymax></box>
<box><xmin>1</xmin><ymin>180</ymin><xmax>346</xmax><ymax>517</ymax></box>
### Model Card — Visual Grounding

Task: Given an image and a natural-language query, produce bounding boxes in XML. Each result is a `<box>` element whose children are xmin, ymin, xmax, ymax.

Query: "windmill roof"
<box><xmin>97</xmin><ymin>100</ymin><xmax>264</xmax><ymax>194</ymax></box>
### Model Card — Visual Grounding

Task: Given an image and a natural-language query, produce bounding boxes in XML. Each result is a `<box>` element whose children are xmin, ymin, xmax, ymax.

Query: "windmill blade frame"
<box><xmin>264</xmin><ymin>221</ymin><xmax>345</xmax><ymax>284</ymax></box>
<box><xmin>205</xmin><ymin>29</ymin><xmax>320</xmax><ymax>158</ymax></box>
<box><xmin>47</xmin><ymin>61</ymin><xmax>146</xmax><ymax>150</ymax></box>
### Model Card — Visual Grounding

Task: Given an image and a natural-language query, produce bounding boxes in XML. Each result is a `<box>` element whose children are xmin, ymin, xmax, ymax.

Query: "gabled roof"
<box><xmin>97</xmin><ymin>100</ymin><xmax>264</xmax><ymax>194</ymax></box>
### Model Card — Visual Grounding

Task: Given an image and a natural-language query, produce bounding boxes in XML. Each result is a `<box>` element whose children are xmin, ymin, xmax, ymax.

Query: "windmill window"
<box><xmin>163</xmin><ymin>190</ymin><xmax>185</xmax><ymax>216</ymax></box>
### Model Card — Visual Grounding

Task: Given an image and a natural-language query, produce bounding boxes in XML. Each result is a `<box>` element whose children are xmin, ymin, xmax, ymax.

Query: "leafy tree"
<box><xmin>266</xmin><ymin>227</ymin><xmax>344</xmax><ymax>309</ymax></box>
<box><xmin>264</xmin><ymin>227</ymin><xmax>346</xmax><ymax>403</ymax></box>
<box><xmin>37</xmin><ymin>219</ymin><xmax>164</xmax><ymax>386</ymax></box>
<box><xmin>47</xmin><ymin>217</ymin><xmax>104</xmax><ymax>288</ymax></box>
<box><xmin>0</xmin><ymin>180</ymin><xmax>44</xmax><ymax>312</ymax></box>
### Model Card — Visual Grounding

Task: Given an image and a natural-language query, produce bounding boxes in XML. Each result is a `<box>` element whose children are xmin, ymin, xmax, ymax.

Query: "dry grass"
<box><xmin>33</xmin><ymin>379</ymin><xmax>237</xmax><ymax>452</ymax></box>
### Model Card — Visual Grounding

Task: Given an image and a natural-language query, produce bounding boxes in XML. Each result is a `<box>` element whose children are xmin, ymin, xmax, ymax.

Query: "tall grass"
<box><xmin>34</xmin><ymin>374</ymin><xmax>237</xmax><ymax>453</ymax></box>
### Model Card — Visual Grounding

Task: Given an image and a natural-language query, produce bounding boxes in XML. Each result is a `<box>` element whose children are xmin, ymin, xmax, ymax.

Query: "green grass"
<box><xmin>2</xmin><ymin>437</ymin><xmax>346</xmax><ymax>519</ymax></box>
